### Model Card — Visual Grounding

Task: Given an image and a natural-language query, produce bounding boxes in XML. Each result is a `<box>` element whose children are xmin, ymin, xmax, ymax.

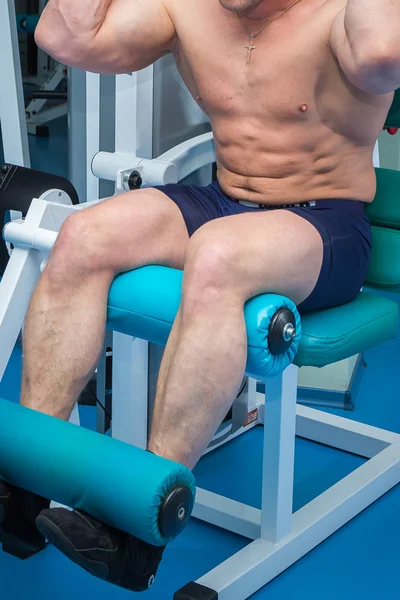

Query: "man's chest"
<box><xmin>170</xmin><ymin>0</ymin><xmax>345</xmax><ymax>120</ymax></box>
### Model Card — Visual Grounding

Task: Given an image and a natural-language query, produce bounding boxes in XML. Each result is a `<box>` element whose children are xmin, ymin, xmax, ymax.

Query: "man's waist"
<box><xmin>232</xmin><ymin>199</ymin><xmax>317</xmax><ymax>209</ymax></box>
<box><xmin>230</xmin><ymin>197</ymin><xmax>367</xmax><ymax>212</ymax></box>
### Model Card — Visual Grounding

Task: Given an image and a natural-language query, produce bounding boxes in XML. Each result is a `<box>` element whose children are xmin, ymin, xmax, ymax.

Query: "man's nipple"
<box><xmin>299</xmin><ymin>104</ymin><xmax>308</xmax><ymax>113</ymax></box>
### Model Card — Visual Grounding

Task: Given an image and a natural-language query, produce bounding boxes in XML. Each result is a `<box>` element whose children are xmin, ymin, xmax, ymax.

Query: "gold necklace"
<box><xmin>238</xmin><ymin>0</ymin><xmax>304</xmax><ymax>64</ymax></box>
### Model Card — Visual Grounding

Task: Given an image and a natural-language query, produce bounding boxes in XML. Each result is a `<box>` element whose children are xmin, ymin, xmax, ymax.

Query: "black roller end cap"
<box><xmin>159</xmin><ymin>485</ymin><xmax>194</xmax><ymax>538</ymax></box>
<box><xmin>268</xmin><ymin>307</ymin><xmax>296</xmax><ymax>356</ymax></box>
<box><xmin>174</xmin><ymin>582</ymin><xmax>218</xmax><ymax>599</ymax></box>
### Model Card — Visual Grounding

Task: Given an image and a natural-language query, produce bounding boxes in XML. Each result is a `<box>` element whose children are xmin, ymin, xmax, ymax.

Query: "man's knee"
<box><xmin>183</xmin><ymin>228</ymin><xmax>241</xmax><ymax>310</ymax></box>
<box><xmin>45</xmin><ymin>211</ymin><xmax>111</xmax><ymax>284</ymax></box>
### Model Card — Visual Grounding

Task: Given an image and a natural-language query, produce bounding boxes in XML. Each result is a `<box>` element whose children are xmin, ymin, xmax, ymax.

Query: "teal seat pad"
<box><xmin>107</xmin><ymin>268</ymin><xmax>398</xmax><ymax>372</ymax></box>
<box><xmin>107</xmin><ymin>266</ymin><xmax>301</xmax><ymax>380</ymax></box>
<box><xmin>295</xmin><ymin>292</ymin><xmax>398</xmax><ymax>368</ymax></box>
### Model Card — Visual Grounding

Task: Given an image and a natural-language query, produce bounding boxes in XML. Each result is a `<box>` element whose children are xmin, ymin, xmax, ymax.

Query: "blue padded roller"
<box><xmin>0</xmin><ymin>400</ymin><xmax>196</xmax><ymax>547</ymax></box>
<box><xmin>107</xmin><ymin>266</ymin><xmax>301</xmax><ymax>380</ymax></box>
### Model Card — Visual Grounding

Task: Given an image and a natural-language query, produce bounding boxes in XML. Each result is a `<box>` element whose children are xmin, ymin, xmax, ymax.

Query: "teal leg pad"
<box><xmin>0</xmin><ymin>400</ymin><xmax>196</xmax><ymax>546</ymax></box>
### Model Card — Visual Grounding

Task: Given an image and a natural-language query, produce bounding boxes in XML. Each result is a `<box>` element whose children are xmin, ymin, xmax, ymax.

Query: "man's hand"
<box><xmin>330</xmin><ymin>4</ymin><xmax>400</xmax><ymax>95</ymax></box>
<box><xmin>35</xmin><ymin>0</ymin><xmax>176</xmax><ymax>74</ymax></box>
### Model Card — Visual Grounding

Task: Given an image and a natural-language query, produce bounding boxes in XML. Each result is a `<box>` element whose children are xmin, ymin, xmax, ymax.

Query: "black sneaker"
<box><xmin>36</xmin><ymin>508</ymin><xmax>165</xmax><ymax>592</ymax></box>
<box><xmin>0</xmin><ymin>480</ymin><xmax>50</xmax><ymax>559</ymax></box>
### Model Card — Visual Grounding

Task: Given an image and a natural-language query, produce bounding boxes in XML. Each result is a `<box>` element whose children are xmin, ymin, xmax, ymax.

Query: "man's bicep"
<box><xmin>330</xmin><ymin>7</ymin><xmax>400</xmax><ymax>95</ymax></box>
<box><xmin>91</xmin><ymin>0</ymin><xmax>176</xmax><ymax>73</ymax></box>
<box><xmin>329</xmin><ymin>9</ymin><xmax>360</xmax><ymax>86</ymax></box>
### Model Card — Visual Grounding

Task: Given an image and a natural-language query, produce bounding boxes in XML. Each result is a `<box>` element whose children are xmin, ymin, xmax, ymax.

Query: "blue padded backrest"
<box><xmin>365</xmin><ymin>168</ymin><xmax>400</xmax><ymax>288</ymax></box>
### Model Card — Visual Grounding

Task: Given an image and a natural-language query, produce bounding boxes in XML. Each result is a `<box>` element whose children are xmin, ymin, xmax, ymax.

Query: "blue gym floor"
<box><xmin>1</xmin><ymin>118</ymin><xmax>399</xmax><ymax>599</ymax></box>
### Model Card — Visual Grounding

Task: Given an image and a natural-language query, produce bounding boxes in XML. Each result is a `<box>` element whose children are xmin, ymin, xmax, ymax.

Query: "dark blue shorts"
<box><xmin>155</xmin><ymin>181</ymin><xmax>372</xmax><ymax>313</ymax></box>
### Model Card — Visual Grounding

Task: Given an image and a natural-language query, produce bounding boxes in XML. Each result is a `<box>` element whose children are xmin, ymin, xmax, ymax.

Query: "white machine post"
<box><xmin>109</xmin><ymin>68</ymin><xmax>154</xmax><ymax>443</ymax></box>
<box><xmin>0</xmin><ymin>0</ymin><xmax>30</xmax><ymax>167</ymax></box>
<box><xmin>261</xmin><ymin>365</ymin><xmax>298</xmax><ymax>542</ymax></box>
<box><xmin>86</xmin><ymin>72</ymin><xmax>101</xmax><ymax>202</ymax></box>
<box><xmin>116</xmin><ymin>69</ymin><xmax>154</xmax><ymax>158</ymax></box>
<box><xmin>0</xmin><ymin>197</ymin><xmax>57</xmax><ymax>381</ymax></box>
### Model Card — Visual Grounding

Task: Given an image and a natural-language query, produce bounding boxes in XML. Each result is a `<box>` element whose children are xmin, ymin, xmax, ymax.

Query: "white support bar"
<box><xmin>86</xmin><ymin>72</ymin><xmax>101</xmax><ymax>202</ymax></box>
<box><xmin>91</xmin><ymin>132</ymin><xmax>215</xmax><ymax>187</ymax></box>
<box><xmin>0</xmin><ymin>197</ymin><xmax>56</xmax><ymax>381</ymax></box>
<box><xmin>0</xmin><ymin>248</ymin><xmax>42</xmax><ymax>381</ymax></box>
<box><xmin>111</xmin><ymin>333</ymin><xmax>149</xmax><ymax>449</ymax></box>
<box><xmin>197</xmin><ymin>442</ymin><xmax>400</xmax><ymax>599</ymax></box>
<box><xmin>69</xmin><ymin>403</ymin><xmax>80</xmax><ymax>426</ymax></box>
<box><xmin>373</xmin><ymin>141</ymin><xmax>380</xmax><ymax>168</ymax></box>
<box><xmin>0</xmin><ymin>0</ymin><xmax>30</xmax><ymax>167</ymax></box>
<box><xmin>2</xmin><ymin>194</ymin><xmax>110</xmax><ymax>259</ymax></box>
<box><xmin>4</xmin><ymin>221</ymin><xmax>58</xmax><ymax>254</ymax></box>
<box><xmin>295</xmin><ymin>404</ymin><xmax>400</xmax><ymax>458</ymax></box>
<box><xmin>91</xmin><ymin>153</ymin><xmax>178</xmax><ymax>188</ymax></box>
<box><xmin>203</xmin><ymin>417</ymin><xmax>261</xmax><ymax>455</ymax></box>
<box><xmin>261</xmin><ymin>365</ymin><xmax>298</xmax><ymax>543</ymax></box>
<box><xmin>194</xmin><ymin>411</ymin><xmax>400</xmax><ymax>540</ymax></box>
<box><xmin>115</xmin><ymin>69</ymin><xmax>153</xmax><ymax>158</ymax></box>
<box><xmin>158</xmin><ymin>132</ymin><xmax>215</xmax><ymax>182</ymax></box>
<box><xmin>193</xmin><ymin>488</ymin><xmax>261</xmax><ymax>540</ymax></box>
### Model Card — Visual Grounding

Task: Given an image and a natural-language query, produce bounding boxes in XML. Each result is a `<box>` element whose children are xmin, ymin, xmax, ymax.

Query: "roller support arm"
<box><xmin>92</xmin><ymin>132</ymin><xmax>216</xmax><ymax>191</ymax></box>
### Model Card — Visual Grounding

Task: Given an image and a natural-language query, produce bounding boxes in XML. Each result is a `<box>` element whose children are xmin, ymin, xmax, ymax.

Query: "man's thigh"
<box><xmin>186</xmin><ymin>210</ymin><xmax>324</xmax><ymax>307</ymax></box>
<box><xmin>71</xmin><ymin>188</ymin><xmax>190</xmax><ymax>272</ymax></box>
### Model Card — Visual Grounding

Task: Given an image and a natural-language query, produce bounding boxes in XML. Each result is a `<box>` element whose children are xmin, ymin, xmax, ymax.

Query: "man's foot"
<box><xmin>36</xmin><ymin>508</ymin><xmax>165</xmax><ymax>592</ymax></box>
<box><xmin>0</xmin><ymin>480</ymin><xmax>50</xmax><ymax>559</ymax></box>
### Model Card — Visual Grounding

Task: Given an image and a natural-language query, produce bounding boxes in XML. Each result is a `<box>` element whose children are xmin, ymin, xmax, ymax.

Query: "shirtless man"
<box><xmin>0</xmin><ymin>0</ymin><xmax>398</xmax><ymax>592</ymax></box>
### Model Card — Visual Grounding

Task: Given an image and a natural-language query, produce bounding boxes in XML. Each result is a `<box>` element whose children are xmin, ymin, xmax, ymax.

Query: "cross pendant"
<box><xmin>245</xmin><ymin>34</ymin><xmax>256</xmax><ymax>64</ymax></box>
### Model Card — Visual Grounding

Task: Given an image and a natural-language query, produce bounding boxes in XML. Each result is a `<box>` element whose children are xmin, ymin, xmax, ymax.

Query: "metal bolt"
<box><xmin>178</xmin><ymin>507</ymin><xmax>186</xmax><ymax>521</ymax></box>
<box><xmin>128</xmin><ymin>170</ymin><xmax>143</xmax><ymax>190</ymax></box>
<box><xmin>283</xmin><ymin>324</ymin><xmax>296</xmax><ymax>342</ymax></box>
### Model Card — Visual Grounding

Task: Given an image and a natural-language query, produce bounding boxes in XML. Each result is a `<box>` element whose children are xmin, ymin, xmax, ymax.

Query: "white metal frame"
<box><xmin>1</xmin><ymin>129</ymin><xmax>399</xmax><ymax>598</ymax></box>
<box><xmin>0</xmin><ymin>0</ymin><xmax>30</xmax><ymax>168</ymax></box>
<box><xmin>190</xmin><ymin>392</ymin><xmax>400</xmax><ymax>599</ymax></box>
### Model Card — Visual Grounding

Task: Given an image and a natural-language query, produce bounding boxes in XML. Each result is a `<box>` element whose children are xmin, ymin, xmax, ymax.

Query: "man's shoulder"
<box><xmin>163</xmin><ymin>0</ymin><xmax>214</xmax><ymax>23</ymax></box>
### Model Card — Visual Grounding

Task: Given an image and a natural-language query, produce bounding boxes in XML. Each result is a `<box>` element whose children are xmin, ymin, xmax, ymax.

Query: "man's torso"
<box><xmin>164</xmin><ymin>0</ymin><xmax>393</xmax><ymax>204</ymax></box>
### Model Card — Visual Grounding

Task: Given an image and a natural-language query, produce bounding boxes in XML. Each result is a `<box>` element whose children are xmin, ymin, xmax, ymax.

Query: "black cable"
<box><xmin>84</xmin><ymin>384</ymin><xmax>112</xmax><ymax>422</ymax></box>
<box><xmin>237</xmin><ymin>376</ymin><xmax>248</xmax><ymax>398</ymax></box>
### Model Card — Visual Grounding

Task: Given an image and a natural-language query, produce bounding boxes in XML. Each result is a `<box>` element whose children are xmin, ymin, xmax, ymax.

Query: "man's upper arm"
<box><xmin>330</xmin><ymin>8</ymin><xmax>399</xmax><ymax>95</ymax></box>
<box><xmin>330</xmin><ymin>9</ymin><xmax>366</xmax><ymax>90</ymax></box>
<box><xmin>71</xmin><ymin>0</ymin><xmax>176</xmax><ymax>73</ymax></box>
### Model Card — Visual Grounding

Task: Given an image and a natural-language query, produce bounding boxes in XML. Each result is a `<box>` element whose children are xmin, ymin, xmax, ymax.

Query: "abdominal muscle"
<box><xmin>213</xmin><ymin>116</ymin><xmax>378</xmax><ymax>205</ymax></box>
